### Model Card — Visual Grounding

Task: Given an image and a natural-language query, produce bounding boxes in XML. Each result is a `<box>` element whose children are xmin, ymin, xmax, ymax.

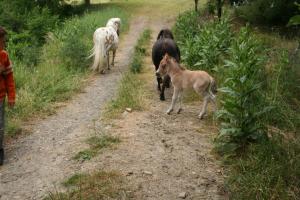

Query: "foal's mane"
<box><xmin>169</xmin><ymin>56</ymin><xmax>185</xmax><ymax>70</ymax></box>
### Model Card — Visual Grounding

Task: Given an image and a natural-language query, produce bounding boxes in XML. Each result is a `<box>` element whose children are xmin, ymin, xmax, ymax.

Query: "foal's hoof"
<box><xmin>177</xmin><ymin>108</ymin><xmax>183</xmax><ymax>114</ymax></box>
<box><xmin>166</xmin><ymin>109</ymin><xmax>173</xmax><ymax>115</ymax></box>
<box><xmin>198</xmin><ymin>114</ymin><xmax>205</xmax><ymax>120</ymax></box>
<box><xmin>160</xmin><ymin>95</ymin><xmax>165</xmax><ymax>101</ymax></box>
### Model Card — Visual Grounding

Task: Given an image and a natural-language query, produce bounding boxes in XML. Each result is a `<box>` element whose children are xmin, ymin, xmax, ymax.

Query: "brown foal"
<box><xmin>156</xmin><ymin>54</ymin><xmax>217</xmax><ymax>119</ymax></box>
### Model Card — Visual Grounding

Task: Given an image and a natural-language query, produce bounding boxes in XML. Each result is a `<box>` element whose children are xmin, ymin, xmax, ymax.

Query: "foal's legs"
<box><xmin>199</xmin><ymin>94</ymin><xmax>210</xmax><ymax>119</ymax></box>
<box><xmin>177</xmin><ymin>91</ymin><xmax>183</xmax><ymax>114</ymax></box>
<box><xmin>160</xmin><ymin>75</ymin><xmax>171</xmax><ymax>101</ymax></box>
<box><xmin>167</xmin><ymin>87</ymin><xmax>180</xmax><ymax>114</ymax></box>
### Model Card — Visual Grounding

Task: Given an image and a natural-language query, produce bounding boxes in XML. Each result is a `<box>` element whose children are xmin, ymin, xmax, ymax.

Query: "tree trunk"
<box><xmin>217</xmin><ymin>0</ymin><xmax>222</xmax><ymax>20</ymax></box>
<box><xmin>85</xmin><ymin>0</ymin><xmax>91</xmax><ymax>5</ymax></box>
<box><xmin>194</xmin><ymin>0</ymin><xmax>199</xmax><ymax>12</ymax></box>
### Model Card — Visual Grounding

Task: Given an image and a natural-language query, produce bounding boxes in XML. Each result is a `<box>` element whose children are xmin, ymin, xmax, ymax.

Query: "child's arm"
<box><xmin>2</xmin><ymin>52</ymin><xmax>15</xmax><ymax>107</ymax></box>
<box><xmin>4</xmin><ymin>68</ymin><xmax>15</xmax><ymax>107</ymax></box>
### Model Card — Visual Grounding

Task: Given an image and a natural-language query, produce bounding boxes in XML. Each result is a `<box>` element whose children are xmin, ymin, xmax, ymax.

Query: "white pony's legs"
<box><xmin>112</xmin><ymin>49</ymin><xmax>116</xmax><ymax>67</ymax></box>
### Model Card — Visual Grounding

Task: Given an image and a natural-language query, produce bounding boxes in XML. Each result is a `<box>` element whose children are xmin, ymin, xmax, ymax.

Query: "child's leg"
<box><xmin>0</xmin><ymin>100</ymin><xmax>5</xmax><ymax>165</ymax></box>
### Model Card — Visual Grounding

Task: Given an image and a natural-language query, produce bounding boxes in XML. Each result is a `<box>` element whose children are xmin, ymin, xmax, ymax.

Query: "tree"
<box><xmin>84</xmin><ymin>0</ymin><xmax>91</xmax><ymax>5</ymax></box>
<box><xmin>288</xmin><ymin>3</ymin><xmax>300</xmax><ymax>26</ymax></box>
<box><xmin>217</xmin><ymin>0</ymin><xmax>222</xmax><ymax>19</ymax></box>
<box><xmin>194</xmin><ymin>0</ymin><xmax>199</xmax><ymax>12</ymax></box>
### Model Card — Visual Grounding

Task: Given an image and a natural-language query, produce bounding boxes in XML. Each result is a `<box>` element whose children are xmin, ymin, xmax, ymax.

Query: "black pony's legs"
<box><xmin>160</xmin><ymin>75</ymin><xmax>170</xmax><ymax>101</ymax></box>
<box><xmin>157</xmin><ymin>76</ymin><xmax>162</xmax><ymax>91</ymax></box>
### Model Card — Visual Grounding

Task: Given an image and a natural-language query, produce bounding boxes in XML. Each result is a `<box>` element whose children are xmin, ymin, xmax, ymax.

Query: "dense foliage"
<box><xmin>174</xmin><ymin>11</ymin><xmax>232</xmax><ymax>72</ymax></box>
<box><xmin>174</xmin><ymin>9</ymin><xmax>300</xmax><ymax>198</ymax></box>
<box><xmin>235</xmin><ymin>0</ymin><xmax>299</xmax><ymax>25</ymax></box>
<box><xmin>0</xmin><ymin>0</ymin><xmax>86</xmax><ymax>65</ymax></box>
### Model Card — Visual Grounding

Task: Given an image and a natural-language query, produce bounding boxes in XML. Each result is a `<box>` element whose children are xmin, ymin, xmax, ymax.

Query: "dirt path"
<box><xmin>0</xmin><ymin>1</ymin><xmax>224</xmax><ymax>200</ymax></box>
<box><xmin>0</xmin><ymin>15</ymin><xmax>147</xmax><ymax>200</ymax></box>
<box><xmin>82</xmin><ymin>20</ymin><xmax>225</xmax><ymax>199</ymax></box>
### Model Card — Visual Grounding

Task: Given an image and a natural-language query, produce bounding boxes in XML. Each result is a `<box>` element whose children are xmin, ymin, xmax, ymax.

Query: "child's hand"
<box><xmin>8</xmin><ymin>101</ymin><xmax>15</xmax><ymax>108</ymax></box>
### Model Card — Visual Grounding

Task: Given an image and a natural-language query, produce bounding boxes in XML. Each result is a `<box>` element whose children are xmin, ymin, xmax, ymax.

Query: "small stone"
<box><xmin>178</xmin><ymin>192</ymin><xmax>187</xmax><ymax>199</ymax></box>
<box><xmin>126</xmin><ymin>108</ymin><xmax>132</xmax><ymax>112</ymax></box>
<box><xmin>126</xmin><ymin>171</ymin><xmax>133</xmax><ymax>176</ymax></box>
<box><xmin>143</xmin><ymin>171</ymin><xmax>153</xmax><ymax>175</ymax></box>
<box><xmin>122</xmin><ymin>111</ymin><xmax>129</xmax><ymax>117</ymax></box>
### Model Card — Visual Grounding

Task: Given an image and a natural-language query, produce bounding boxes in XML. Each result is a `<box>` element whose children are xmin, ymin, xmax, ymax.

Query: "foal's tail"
<box><xmin>89</xmin><ymin>34</ymin><xmax>106</xmax><ymax>71</ymax></box>
<box><xmin>208</xmin><ymin>77</ymin><xmax>217</xmax><ymax>98</ymax></box>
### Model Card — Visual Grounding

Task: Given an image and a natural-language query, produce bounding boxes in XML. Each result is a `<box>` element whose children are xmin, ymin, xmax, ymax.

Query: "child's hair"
<box><xmin>0</xmin><ymin>27</ymin><xmax>7</xmax><ymax>38</ymax></box>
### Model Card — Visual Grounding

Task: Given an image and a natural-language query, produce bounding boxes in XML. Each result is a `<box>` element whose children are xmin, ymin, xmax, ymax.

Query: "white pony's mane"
<box><xmin>106</xmin><ymin>18</ymin><xmax>121</xmax><ymax>33</ymax></box>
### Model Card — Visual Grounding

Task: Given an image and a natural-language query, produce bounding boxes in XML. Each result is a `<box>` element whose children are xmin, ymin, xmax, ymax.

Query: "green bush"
<box><xmin>174</xmin><ymin>10</ymin><xmax>200</xmax><ymax>41</ymax></box>
<box><xmin>175</xmin><ymin>11</ymin><xmax>232</xmax><ymax>72</ymax></box>
<box><xmin>216</xmin><ymin>26</ymin><xmax>270</xmax><ymax>154</ymax></box>
<box><xmin>236</xmin><ymin>0</ymin><xmax>298</xmax><ymax>25</ymax></box>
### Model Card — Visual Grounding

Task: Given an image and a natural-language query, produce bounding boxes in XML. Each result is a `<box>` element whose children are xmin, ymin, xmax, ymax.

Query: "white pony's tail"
<box><xmin>89</xmin><ymin>35</ymin><xmax>106</xmax><ymax>72</ymax></box>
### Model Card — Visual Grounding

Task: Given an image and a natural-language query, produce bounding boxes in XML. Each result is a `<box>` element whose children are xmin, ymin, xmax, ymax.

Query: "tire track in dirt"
<box><xmin>0</xmin><ymin>16</ymin><xmax>147</xmax><ymax>200</ymax></box>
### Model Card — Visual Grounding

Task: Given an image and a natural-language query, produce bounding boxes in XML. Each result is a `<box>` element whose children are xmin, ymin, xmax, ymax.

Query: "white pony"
<box><xmin>90</xmin><ymin>18</ymin><xmax>121</xmax><ymax>73</ymax></box>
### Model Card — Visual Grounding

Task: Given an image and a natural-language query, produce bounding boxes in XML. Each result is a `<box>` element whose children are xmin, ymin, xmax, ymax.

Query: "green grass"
<box><xmin>224</xmin><ymin>137</ymin><xmax>300</xmax><ymax>200</ymax></box>
<box><xmin>130</xmin><ymin>29</ymin><xmax>151</xmax><ymax>73</ymax></box>
<box><xmin>46</xmin><ymin>171</ymin><xmax>130</xmax><ymax>200</ymax></box>
<box><xmin>74</xmin><ymin>135</ymin><xmax>120</xmax><ymax>161</ymax></box>
<box><xmin>104</xmin><ymin>29</ymin><xmax>151</xmax><ymax>119</ymax></box>
<box><xmin>6</xmin><ymin>5</ymin><xmax>129</xmax><ymax>137</ymax></box>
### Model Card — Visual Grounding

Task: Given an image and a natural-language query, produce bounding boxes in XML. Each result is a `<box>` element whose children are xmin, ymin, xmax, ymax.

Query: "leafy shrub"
<box><xmin>174</xmin><ymin>10</ymin><xmax>200</xmax><ymax>42</ymax></box>
<box><xmin>60</xmin><ymin>36</ymin><xmax>90</xmax><ymax>69</ymax></box>
<box><xmin>216</xmin><ymin>26</ymin><xmax>270</xmax><ymax>154</ymax></box>
<box><xmin>175</xmin><ymin>12</ymin><xmax>232</xmax><ymax>71</ymax></box>
<box><xmin>236</xmin><ymin>0</ymin><xmax>298</xmax><ymax>25</ymax></box>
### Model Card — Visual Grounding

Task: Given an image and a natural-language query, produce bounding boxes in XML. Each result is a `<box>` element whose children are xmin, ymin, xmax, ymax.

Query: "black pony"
<box><xmin>152</xmin><ymin>29</ymin><xmax>181</xmax><ymax>101</ymax></box>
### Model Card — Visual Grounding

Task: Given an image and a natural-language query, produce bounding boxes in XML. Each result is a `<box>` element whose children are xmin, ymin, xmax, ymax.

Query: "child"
<box><xmin>0</xmin><ymin>27</ymin><xmax>16</xmax><ymax>165</ymax></box>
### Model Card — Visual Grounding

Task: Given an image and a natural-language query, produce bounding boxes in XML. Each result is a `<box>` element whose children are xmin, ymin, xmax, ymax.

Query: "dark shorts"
<box><xmin>0</xmin><ymin>100</ymin><xmax>4</xmax><ymax>149</ymax></box>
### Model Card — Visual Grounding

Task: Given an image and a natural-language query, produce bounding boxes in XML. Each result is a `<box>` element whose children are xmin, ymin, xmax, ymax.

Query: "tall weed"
<box><xmin>216</xmin><ymin>26</ymin><xmax>269</xmax><ymax>154</ymax></box>
<box><xmin>174</xmin><ymin>11</ymin><xmax>232</xmax><ymax>72</ymax></box>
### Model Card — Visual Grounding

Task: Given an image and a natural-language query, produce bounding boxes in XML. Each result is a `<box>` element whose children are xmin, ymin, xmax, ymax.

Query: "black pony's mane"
<box><xmin>157</xmin><ymin>29</ymin><xmax>174</xmax><ymax>40</ymax></box>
